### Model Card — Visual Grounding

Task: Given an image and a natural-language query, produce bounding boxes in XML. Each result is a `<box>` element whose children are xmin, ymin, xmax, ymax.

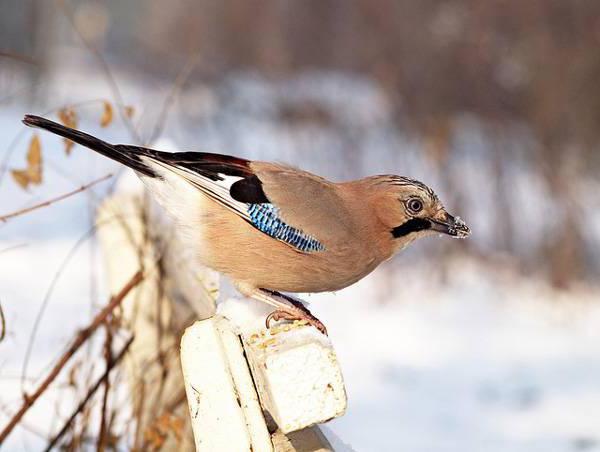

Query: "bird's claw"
<box><xmin>266</xmin><ymin>310</ymin><xmax>328</xmax><ymax>336</ymax></box>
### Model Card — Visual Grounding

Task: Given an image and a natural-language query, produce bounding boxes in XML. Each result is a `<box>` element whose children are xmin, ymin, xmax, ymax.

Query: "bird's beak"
<box><xmin>429</xmin><ymin>213</ymin><xmax>471</xmax><ymax>239</ymax></box>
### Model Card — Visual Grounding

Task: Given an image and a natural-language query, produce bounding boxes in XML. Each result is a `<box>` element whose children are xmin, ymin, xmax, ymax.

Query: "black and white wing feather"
<box><xmin>21</xmin><ymin>114</ymin><xmax>324</xmax><ymax>253</ymax></box>
<box><xmin>140</xmin><ymin>150</ymin><xmax>326</xmax><ymax>253</ymax></box>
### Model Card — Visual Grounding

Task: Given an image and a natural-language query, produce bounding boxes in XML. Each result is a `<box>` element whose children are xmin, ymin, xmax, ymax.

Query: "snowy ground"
<box><xmin>316</xmin><ymin>263</ymin><xmax>600</xmax><ymax>452</ymax></box>
<box><xmin>1</xmin><ymin>71</ymin><xmax>600</xmax><ymax>451</ymax></box>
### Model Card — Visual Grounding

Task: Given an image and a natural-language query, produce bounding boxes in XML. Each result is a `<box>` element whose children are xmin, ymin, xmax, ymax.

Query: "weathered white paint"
<box><xmin>181</xmin><ymin>319</ymin><xmax>273</xmax><ymax>452</ymax></box>
<box><xmin>243</xmin><ymin>323</ymin><xmax>347</xmax><ymax>434</ymax></box>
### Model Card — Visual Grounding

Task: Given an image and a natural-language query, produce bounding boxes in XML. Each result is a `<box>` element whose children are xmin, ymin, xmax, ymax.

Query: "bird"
<box><xmin>22</xmin><ymin>114</ymin><xmax>470</xmax><ymax>334</ymax></box>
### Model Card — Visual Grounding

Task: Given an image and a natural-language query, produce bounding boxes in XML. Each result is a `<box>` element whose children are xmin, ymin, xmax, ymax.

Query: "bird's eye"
<box><xmin>406</xmin><ymin>198</ymin><xmax>423</xmax><ymax>214</ymax></box>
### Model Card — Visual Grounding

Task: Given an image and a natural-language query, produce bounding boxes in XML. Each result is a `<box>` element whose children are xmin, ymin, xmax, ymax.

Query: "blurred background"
<box><xmin>1</xmin><ymin>1</ymin><xmax>600</xmax><ymax>451</ymax></box>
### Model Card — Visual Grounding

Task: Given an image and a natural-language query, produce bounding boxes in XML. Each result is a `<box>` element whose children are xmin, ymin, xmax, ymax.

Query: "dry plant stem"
<box><xmin>0</xmin><ymin>132</ymin><xmax>28</xmax><ymax>188</ymax></box>
<box><xmin>147</xmin><ymin>52</ymin><xmax>200</xmax><ymax>144</ymax></box>
<box><xmin>0</xmin><ymin>51</ymin><xmax>37</xmax><ymax>66</ymax></box>
<box><xmin>132</xmin><ymin>379</ymin><xmax>147</xmax><ymax>450</ymax></box>
<box><xmin>58</xmin><ymin>0</ymin><xmax>142</xmax><ymax>144</ymax></box>
<box><xmin>0</xmin><ymin>174</ymin><xmax>112</xmax><ymax>222</ymax></box>
<box><xmin>22</xmin><ymin>223</ymin><xmax>106</xmax><ymax>391</ymax></box>
<box><xmin>0</xmin><ymin>299</ymin><xmax>5</xmax><ymax>342</ymax></box>
<box><xmin>0</xmin><ymin>271</ymin><xmax>143</xmax><ymax>445</ymax></box>
<box><xmin>139</xmin><ymin>389</ymin><xmax>188</xmax><ymax>450</ymax></box>
<box><xmin>97</xmin><ymin>322</ymin><xmax>113</xmax><ymax>452</ymax></box>
<box><xmin>44</xmin><ymin>336</ymin><xmax>134</xmax><ymax>452</ymax></box>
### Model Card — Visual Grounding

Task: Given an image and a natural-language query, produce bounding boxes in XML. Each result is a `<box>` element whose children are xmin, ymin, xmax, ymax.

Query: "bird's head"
<box><xmin>369</xmin><ymin>175</ymin><xmax>470</xmax><ymax>252</ymax></box>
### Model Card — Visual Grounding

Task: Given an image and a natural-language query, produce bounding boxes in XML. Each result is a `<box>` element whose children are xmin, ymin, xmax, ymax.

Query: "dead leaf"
<box><xmin>144</xmin><ymin>413</ymin><xmax>184</xmax><ymax>447</ymax></box>
<box><xmin>100</xmin><ymin>101</ymin><xmax>113</xmax><ymax>127</ymax></box>
<box><xmin>11</xmin><ymin>170</ymin><xmax>30</xmax><ymax>189</ymax></box>
<box><xmin>170</xmin><ymin>416</ymin><xmax>184</xmax><ymax>441</ymax></box>
<box><xmin>11</xmin><ymin>134</ymin><xmax>43</xmax><ymax>189</ymax></box>
<box><xmin>58</xmin><ymin>108</ymin><xmax>78</xmax><ymax>155</ymax></box>
<box><xmin>27</xmin><ymin>134</ymin><xmax>42</xmax><ymax>183</ymax></box>
<box><xmin>58</xmin><ymin>108</ymin><xmax>77</xmax><ymax>128</ymax></box>
<box><xmin>144</xmin><ymin>426</ymin><xmax>166</xmax><ymax>449</ymax></box>
<box><xmin>124</xmin><ymin>105</ymin><xmax>135</xmax><ymax>119</ymax></box>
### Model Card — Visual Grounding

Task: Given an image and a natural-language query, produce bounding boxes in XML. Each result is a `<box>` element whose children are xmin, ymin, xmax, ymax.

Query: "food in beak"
<box><xmin>430</xmin><ymin>214</ymin><xmax>471</xmax><ymax>239</ymax></box>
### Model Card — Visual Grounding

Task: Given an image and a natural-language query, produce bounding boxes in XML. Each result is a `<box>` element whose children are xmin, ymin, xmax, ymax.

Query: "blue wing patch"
<box><xmin>247</xmin><ymin>203</ymin><xmax>325</xmax><ymax>253</ymax></box>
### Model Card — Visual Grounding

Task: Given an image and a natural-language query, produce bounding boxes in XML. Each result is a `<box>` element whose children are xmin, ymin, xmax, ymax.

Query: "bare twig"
<box><xmin>0</xmin><ymin>131</ymin><xmax>28</xmax><ymax>189</ymax></box>
<box><xmin>97</xmin><ymin>322</ymin><xmax>113</xmax><ymax>452</ymax></box>
<box><xmin>0</xmin><ymin>299</ymin><xmax>5</xmax><ymax>343</ymax></box>
<box><xmin>44</xmin><ymin>336</ymin><xmax>134</xmax><ymax>452</ymax></box>
<box><xmin>147</xmin><ymin>53</ymin><xmax>200</xmax><ymax>144</ymax></box>
<box><xmin>0</xmin><ymin>51</ymin><xmax>37</xmax><ymax>65</ymax></box>
<box><xmin>57</xmin><ymin>0</ymin><xmax>142</xmax><ymax>144</ymax></box>
<box><xmin>0</xmin><ymin>271</ymin><xmax>143</xmax><ymax>444</ymax></box>
<box><xmin>139</xmin><ymin>389</ymin><xmax>188</xmax><ymax>450</ymax></box>
<box><xmin>0</xmin><ymin>174</ymin><xmax>112</xmax><ymax>222</ymax></box>
<box><xmin>22</xmin><ymin>223</ymin><xmax>105</xmax><ymax>390</ymax></box>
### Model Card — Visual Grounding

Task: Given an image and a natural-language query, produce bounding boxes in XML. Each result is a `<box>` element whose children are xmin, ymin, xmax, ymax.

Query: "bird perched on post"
<box><xmin>22</xmin><ymin>114</ymin><xmax>470</xmax><ymax>334</ymax></box>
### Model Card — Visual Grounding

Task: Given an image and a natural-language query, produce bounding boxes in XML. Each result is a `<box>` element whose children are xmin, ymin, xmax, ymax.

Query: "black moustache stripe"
<box><xmin>391</xmin><ymin>218</ymin><xmax>431</xmax><ymax>238</ymax></box>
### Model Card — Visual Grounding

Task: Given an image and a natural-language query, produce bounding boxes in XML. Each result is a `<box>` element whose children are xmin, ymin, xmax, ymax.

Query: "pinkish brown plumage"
<box><xmin>22</xmin><ymin>114</ymin><xmax>470</xmax><ymax>334</ymax></box>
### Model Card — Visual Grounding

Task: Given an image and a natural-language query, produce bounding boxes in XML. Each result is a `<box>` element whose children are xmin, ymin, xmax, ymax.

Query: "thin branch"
<box><xmin>57</xmin><ymin>0</ymin><xmax>142</xmax><ymax>144</ymax></box>
<box><xmin>0</xmin><ymin>174</ymin><xmax>112</xmax><ymax>222</ymax></box>
<box><xmin>147</xmin><ymin>53</ymin><xmax>200</xmax><ymax>144</ymax></box>
<box><xmin>0</xmin><ymin>299</ymin><xmax>5</xmax><ymax>343</ymax></box>
<box><xmin>44</xmin><ymin>336</ymin><xmax>134</xmax><ymax>452</ymax></box>
<box><xmin>96</xmin><ymin>323</ymin><xmax>113</xmax><ymax>452</ymax></box>
<box><xmin>22</xmin><ymin>223</ymin><xmax>103</xmax><ymax>390</ymax></box>
<box><xmin>0</xmin><ymin>79</ymin><xmax>46</xmax><ymax>106</ymax></box>
<box><xmin>139</xmin><ymin>389</ymin><xmax>188</xmax><ymax>450</ymax></box>
<box><xmin>0</xmin><ymin>271</ymin><xmax>143</xmax><ymax>444</ymax></box>
<box><xmin>0</xmin><ymin>130</ymin><xmax>28</xmax><ymax>188</ymax></box>
<box><xmin>0</xmin><ymin>51</ymin><xmax>38</xmax><ymax>65</ymax></box>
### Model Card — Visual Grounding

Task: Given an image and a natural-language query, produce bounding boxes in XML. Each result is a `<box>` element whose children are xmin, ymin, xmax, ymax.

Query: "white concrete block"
<box><xmin>181</xmin><ymin>319</ymin><xmax>272</xmax><ymax>452</ymax></box>
<box><xmin>243</xmin><ymin>323</ymin><xmax>347</xmax><ymax>434</ymax></box>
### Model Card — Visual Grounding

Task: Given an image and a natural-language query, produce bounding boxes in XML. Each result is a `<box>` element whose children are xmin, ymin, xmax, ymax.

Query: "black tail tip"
<box><xmin>22</xmin><ymin>114</ymin><xmax>42</xmax><ymax>128</ymax></box>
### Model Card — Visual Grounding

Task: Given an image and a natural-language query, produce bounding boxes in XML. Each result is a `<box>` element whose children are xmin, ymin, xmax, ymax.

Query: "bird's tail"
<box><xmin>22</xmin><ymin>115</ymin><xmax>155</xmax><ymax>177</ymax></box>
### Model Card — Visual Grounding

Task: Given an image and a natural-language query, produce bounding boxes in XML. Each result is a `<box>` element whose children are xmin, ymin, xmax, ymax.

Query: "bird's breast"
<box><xmin>194</xmin><ymin>203</ymin><xmax>382</xmax><ymax>293</ymax></box>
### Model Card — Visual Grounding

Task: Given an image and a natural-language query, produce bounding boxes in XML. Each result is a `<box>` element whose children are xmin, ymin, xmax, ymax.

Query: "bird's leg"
<box><xmin>261</xmin><ymin>289</ymin><xmax>327</xmax><ymax>335</ymax></box>
<box><xmin>235</xmin><ymin>283</ymin><xmax>327</xmax><ymax>335</ymax></box>
<box><xmin>264</xmin><ymin>294</ymin><xmax>327</xmax><ymax>336</ymax></box>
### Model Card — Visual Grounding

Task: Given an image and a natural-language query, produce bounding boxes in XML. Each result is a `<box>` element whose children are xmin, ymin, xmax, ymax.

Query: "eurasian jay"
<box><xmin>22</xmin><ymin>115</ymin><xmax>470</xmax><ymax>334</ymax></box>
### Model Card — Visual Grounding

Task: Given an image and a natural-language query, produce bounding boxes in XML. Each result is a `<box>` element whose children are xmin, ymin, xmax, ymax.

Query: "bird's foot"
<box><xmin>265</xmin><ymin>309</ymin><xmax>328</xmax><ymax>336</ymax></box>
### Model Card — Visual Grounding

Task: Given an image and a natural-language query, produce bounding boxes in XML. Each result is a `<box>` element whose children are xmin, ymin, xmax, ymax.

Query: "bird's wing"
<box><xmin>250</xmin><ymin>162</ymin><xmax>357</xmax><ymax>244</ymax></box>
<box><xmin>19</xmin><ymin>116</ymin><xmax>348</xmax><ymax>252</ymax></box>
<box><xmin>129</xmin><ymin>148</ymin><xmax>337</xmax><ymax>253</ymax></box>
<box><xmin>131</xmin><ymin>147</ymin><xmax>256</xmax><ymax>220</ymax></box>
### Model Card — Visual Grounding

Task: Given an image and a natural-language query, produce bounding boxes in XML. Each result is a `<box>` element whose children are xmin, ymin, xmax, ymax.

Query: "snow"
<box><xmin>313</xmin><ymin>262</ymin><xmax>600</xmax><ymax>452</ymax></box>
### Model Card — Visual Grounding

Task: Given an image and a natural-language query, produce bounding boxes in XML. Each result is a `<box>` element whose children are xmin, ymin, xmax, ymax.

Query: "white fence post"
<box><xmin>181</xmin><ymin>298</ymin><xmax>347</xmax><ymax>451</ymax></box>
